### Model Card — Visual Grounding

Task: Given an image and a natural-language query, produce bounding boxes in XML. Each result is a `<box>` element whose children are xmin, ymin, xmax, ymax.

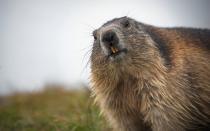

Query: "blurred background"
<box><xmin>0</xmin><ymin>0</ymin><xmax>210</xmax><ymax>130</ymax></box>
<box><xmin>1</xmin><ymin>0</ymin><xmax>210</xmax><ymax>95</ymax></box>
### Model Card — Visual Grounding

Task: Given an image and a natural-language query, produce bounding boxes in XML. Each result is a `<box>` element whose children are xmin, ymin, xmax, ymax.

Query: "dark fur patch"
<box><xmin>175</xmin><ymin>28</ymin><xmax>210</xmax><ymax>51</ymax></box>
<box><xmin>144</xmin><ymin>26</ymin><xmax>172</xmax><ymax>67</ymax></box>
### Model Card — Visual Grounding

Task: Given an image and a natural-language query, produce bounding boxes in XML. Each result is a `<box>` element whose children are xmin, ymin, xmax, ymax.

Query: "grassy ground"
<box><xmin>0</xmin><ymin>87</ymin><xmax>110</xmax><ymax>131</ymax></box>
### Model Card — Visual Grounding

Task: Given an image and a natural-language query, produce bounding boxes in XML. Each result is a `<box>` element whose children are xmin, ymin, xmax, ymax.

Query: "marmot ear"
<box><xmin>121</xmin><ymin>19</ymin><xmax>130</xmax><ymax>28</ymax></box>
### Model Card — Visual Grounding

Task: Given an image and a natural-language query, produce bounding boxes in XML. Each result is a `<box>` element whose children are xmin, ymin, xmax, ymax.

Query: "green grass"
<box><xmin>0</xmin><ymin>88</ymin><xmax>110</xmax><ymax>131</ymax></box>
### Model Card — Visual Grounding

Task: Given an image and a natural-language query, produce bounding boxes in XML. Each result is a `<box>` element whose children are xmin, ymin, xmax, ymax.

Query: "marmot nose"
<box><xmin>102</xmin><ymin>30</ymin><xmax>119</xmax><ymax>46</ymax></box>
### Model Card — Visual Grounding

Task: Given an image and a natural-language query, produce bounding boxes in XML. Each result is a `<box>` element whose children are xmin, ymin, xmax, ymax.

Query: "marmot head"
<box><xmin>91</xmin><ymin>17</ymin><xmax>166</xmax><ymax>76</ymax></box>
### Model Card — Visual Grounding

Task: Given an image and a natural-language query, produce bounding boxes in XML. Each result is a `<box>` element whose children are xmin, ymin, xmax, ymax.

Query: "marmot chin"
<box><xmin>90</xmin><ymin>17</ymin><xmax>210</xmax><ymax>131</ymax></box>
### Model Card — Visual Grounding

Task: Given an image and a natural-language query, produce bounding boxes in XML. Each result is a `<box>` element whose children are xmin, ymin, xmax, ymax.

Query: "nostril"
<box><xmin>100</xmin><ymin>30</ymin><xmax>122</xmax><ymax>56</ymax></box>
<box><xmin>102</xmin><ymin>31</ymin><xmax>116</xmax><ymax>43</ymax></box>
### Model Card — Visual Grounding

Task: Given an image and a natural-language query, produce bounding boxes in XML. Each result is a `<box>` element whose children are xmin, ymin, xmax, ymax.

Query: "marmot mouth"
<box><xmin>110</xmin><ymin>46</ymin><xmax>119</xmax><ymax>54</ymax></box>
<box><xmin>109</xmin><ymin>46</ymin><xmax>127</xmax><ymax>58</ymax></box>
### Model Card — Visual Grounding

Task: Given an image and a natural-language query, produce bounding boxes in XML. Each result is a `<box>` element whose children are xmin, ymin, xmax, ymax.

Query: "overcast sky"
<box><xmin>0</xmin><ymin>0</ymin><xmax>210</xmax><ymax>94</ymax></box>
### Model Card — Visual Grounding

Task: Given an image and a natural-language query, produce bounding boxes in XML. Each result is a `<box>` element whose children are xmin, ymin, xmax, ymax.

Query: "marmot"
<box><xmin>90</xmin><ymin>16</ymin><xmax>210</xmax><ymax>131</ymax></box>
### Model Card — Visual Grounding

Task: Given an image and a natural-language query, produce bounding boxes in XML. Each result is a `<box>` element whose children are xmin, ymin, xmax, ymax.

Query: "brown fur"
<box><xmin>90</xmin><ymin>17</ymin><xmax>210</xmax><ymax>131</ymax></box>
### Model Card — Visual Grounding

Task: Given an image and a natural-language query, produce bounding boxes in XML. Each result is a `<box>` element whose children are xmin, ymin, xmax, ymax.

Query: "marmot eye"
<box><xmin>93</xmin><ymin>30</ymin><xmax>97</xmax><ymax>40</ymax></box>
<box><xmin>122</xmin><ymin>20</ymin><xmax>130</xmax><ymax>28</ymax></box>
<box><xmin>94</xmin><ymin>35</ymin><xmax>97</xmax><ymax>40</ymax></box>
